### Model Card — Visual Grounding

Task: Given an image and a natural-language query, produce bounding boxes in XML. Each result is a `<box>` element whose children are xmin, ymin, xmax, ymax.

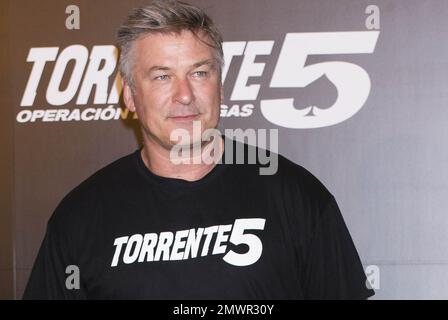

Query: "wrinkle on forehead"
<box><xmin>133</xmin><ymin>30</ymin><xmax>216</xmax><ymax>71</ymax></box>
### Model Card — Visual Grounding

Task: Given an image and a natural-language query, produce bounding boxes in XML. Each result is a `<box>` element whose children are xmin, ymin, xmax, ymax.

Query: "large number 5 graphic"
<box><xmin>223</xmin><ymin>218</ymin><xmax>266</xmax><ymax>267</ymax></box>
<box><xmin>261</xmin><ymin>31</ymin><xmax>380</xmax><ymax>128</ymax></box>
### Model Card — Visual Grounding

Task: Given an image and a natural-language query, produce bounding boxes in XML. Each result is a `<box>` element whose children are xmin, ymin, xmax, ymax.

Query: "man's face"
<box><xmin>123</xmin><ymin>30</ymin><xmax>223</xmax><ymax>149</ymax></box>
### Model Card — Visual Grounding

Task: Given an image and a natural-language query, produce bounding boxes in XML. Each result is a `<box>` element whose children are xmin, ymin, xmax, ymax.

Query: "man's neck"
<box><xmin>140</xmin><ymin>135</ymin><xmax>224</xmax><ymax>182</ymax></box>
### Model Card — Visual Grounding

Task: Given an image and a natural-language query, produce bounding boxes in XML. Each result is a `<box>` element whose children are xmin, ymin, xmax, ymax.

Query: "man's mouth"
<box><xmin>168</xmin><ymin>114</ymin><xmax>200</xmax><ymax>122</ymax></box>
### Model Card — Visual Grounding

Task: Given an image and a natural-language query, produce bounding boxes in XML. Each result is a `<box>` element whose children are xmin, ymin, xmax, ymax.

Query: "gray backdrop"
<box><xmin>1</xmin><ymin>0</ymin><xmax>447</xmax><ymax>299</ymax></box>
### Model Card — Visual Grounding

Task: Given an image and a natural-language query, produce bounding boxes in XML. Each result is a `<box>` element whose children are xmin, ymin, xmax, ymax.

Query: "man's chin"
<box><xmin>168</xmin><ymin>121</ymin><xmax>204</xmax><ymax>141</ymax></box>
<box><xmin>167</xmin><ymin>137</ymin><xmax>205</xmax><ymax>149</ymax></box>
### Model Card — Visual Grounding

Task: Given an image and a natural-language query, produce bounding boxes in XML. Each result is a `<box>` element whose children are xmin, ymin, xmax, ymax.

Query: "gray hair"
<box><xmin>116</xmin><ymin>0</ymin><xmax>224</xmax><ymax>89</ymax></box>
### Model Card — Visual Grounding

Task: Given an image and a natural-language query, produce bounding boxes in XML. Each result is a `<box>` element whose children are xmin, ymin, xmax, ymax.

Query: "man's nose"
<box><xmin>173</xmin><ymin>78</ymin><xmax>194</xmax><ymax>105</ymax></box>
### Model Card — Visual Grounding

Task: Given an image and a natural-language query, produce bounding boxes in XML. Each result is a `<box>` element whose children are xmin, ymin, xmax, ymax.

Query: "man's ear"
<box><xmin>122</xmin><ymin>80</ymin><xmax>136</xmax><ymax>112</ymax></box>
<box><xmin>220</xmin><ymin>86</ymin><xmax>224</xmax><ymax>104</ymax></box>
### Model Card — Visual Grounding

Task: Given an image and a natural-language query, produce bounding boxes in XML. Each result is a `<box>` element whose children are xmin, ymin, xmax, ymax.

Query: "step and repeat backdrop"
<box><xmin>3</xmin><ymin>0</ymin><xmax>448</xmax><ymax>299</ymax></box>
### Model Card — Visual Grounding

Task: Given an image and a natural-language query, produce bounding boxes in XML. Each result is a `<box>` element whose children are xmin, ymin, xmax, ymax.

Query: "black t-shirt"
<box><xmin>23</xmin><ymin>139</ymin><xmax>374</xmax><ymax>299</ymax></box>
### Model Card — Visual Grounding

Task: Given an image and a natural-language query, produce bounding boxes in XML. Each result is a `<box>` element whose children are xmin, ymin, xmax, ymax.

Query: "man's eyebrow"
<box><xmin>146</xmin><ymin>59</ymin><xmax>218</xmax><ymax>74</ymax></box>
<box><xmin>147</xmin><ymin>65</ymin><xmax>171</xmax><ymax>74</ymax></box>
<box><xmin>192</xmin><ymin>59</ymin><xmax>218</xmax><ymax>69</ymax></box>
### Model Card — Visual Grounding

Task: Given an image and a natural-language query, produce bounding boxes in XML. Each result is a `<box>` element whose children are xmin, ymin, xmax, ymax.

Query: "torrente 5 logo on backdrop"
<box><xmin>17</xmin><ymin>6</ymin><xmax>380</xmax><ymax>129</ymax></box>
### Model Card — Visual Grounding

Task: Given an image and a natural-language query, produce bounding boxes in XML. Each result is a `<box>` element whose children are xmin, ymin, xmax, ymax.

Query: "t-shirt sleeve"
<box><xmin>22</xmin><ymin>214</ymin><xmax>87</xmax><ymax>299</ymax></box>
<box><xmin>302</xmin><ymin>196</ymin><xmax>375</xmax><ymax>299</ymax></box>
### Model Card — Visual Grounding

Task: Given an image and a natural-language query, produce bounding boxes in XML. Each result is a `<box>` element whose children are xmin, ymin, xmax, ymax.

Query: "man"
<box><xmin>24</xmin><ymin>0</ymin><xmax>374</xmax><ymax>299</ymax></box>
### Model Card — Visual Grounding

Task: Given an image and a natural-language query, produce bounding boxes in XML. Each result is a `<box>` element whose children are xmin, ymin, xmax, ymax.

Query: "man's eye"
<box><xmin>155</xmin><ymin>75</ymin><xmax>169</xmax><ymax>81</ymax></box>
<box><xmin>192</xmin><ymin>71</ymin><xmax>208</xmax><ymax>78</ymax></box>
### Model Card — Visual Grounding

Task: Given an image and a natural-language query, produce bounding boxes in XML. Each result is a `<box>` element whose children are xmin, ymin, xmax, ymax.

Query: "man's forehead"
<box><xmin>133</xmin><ymin>32</ymin><xmax>218</xmax><ymax>68</ymax></box>
<box><xmin>134</xmin><ymin>30</ymin><xmax>212</xmax><ymax>52</ymax></box>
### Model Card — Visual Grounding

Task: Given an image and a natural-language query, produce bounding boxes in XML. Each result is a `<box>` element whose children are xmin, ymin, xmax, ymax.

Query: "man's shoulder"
<box><xmin>49</xmin><ymin>150</ymin><xmax>139</xmax><ymax>224</ymax></box>
<box><xmin>277</xmin><ymin>152</ymin><xmax>334</xmax><ymax>203</ymax></box>
<box><xmin>228</xmin><ymin>139</ymin><xmax>334</xmax><ymax>205</ymax></box>
<box><xmin>277</xmin><ymin>153</ymin><xmax>331</xmax><ymax>193</ymax></box>
<box><xmin>71</xmin><ymin>149</ymin><xmax>139</xmax><ymax>195</ymax></box>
